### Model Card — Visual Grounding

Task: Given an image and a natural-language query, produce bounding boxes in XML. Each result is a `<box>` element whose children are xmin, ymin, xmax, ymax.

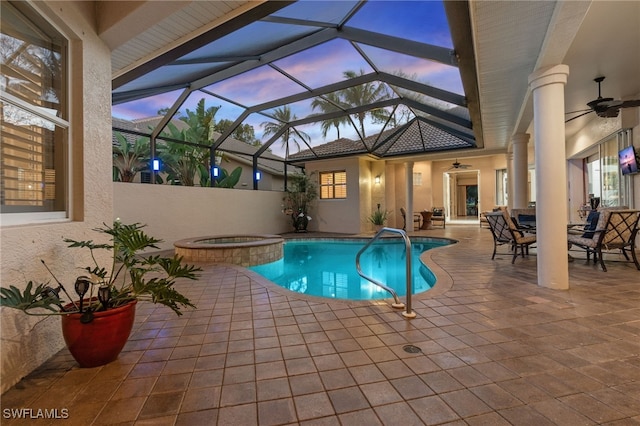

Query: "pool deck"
<box><xmin>2</xmin><ymin>224</ymin><xmax>640</xmax><ymax>425</ymax></box>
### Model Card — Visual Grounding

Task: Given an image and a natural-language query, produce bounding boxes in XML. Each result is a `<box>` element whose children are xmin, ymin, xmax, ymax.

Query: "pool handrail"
<box><xmin>355</xmin><ymin>227</ymin><xmax>416</xmax><ymax>319</ymax></box>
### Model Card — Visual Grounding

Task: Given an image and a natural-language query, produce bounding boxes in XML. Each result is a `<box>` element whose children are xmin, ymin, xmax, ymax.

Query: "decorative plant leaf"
<box><xmin>63</xmin><ymin>239</ymin><xmax>112</xmax><ymax>251</ymax></box>
<box><xmin>0</xmin><ymin>282</ymin><xmax>63</xmax><ymax>314</ymax></box>
<box><xmin>216</xmin><ymin>166</ymin><xmax>242</xmax><ymax>188</ymax></box>
<box><xmin>153</xmin><ymin>255</ymin><xmax>201</xmax><ymax>279</ymax></box>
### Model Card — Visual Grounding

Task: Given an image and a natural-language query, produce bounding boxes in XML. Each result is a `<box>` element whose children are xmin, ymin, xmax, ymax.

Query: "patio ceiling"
<box><xmin>108</xmin><ymin>1</ymin><xmax>480</xmax><ymax>162</ymax></box>
<box><xmin>104</xmin><ymin>1</ymin><xmax>640</xmax><ymax>164</ymax></box>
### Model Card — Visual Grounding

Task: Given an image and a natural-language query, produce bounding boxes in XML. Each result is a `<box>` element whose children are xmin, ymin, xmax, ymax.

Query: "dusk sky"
<box><xmin>111</xmin><ymin>1</ymin><xmax>461</xmax><ymax>158</ymax></box>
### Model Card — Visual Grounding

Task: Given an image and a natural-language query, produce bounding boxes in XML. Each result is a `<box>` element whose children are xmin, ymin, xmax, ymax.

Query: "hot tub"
<box><xmin>174</xmin><ymin>234</ymin><xmax>284</xmax><ymax>266</ymax></box>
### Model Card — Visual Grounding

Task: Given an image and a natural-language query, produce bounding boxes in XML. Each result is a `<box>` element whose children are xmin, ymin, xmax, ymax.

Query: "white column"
<box><xmin>405</xmin><ymin>162</ymin><xmax>414</xmax><ymax>225</ymax></box>
<box><xmin>506</xmin><ymin>152</ymin><xmax>514</xmax><ymax>210</ymax></box>
<box><xmin>528</xmin><ymin>64</ymin><xmax>570</xmax><ymax>290</ymax></box>
<box><xmin>512</xmin><ymin>133</ymin><xmax>530</xmax><ymax>209</ymax></box>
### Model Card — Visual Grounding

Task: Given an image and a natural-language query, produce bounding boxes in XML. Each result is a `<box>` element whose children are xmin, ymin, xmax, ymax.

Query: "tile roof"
<box><xmin>290</xmin><ymin>117</ymin><xmax>474</xmax><ymax>161</ymax></box>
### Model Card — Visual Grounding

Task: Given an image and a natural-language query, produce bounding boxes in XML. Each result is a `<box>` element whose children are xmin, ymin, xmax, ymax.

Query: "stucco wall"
<box><xmin>413</xmin><ymin>161</ymin><xmax>434</xmax><ymax>212</ymax></box>
<box><xmin>306</xmin><ymin>158</ymin><xmax>363</xmax><ymax>234</ymax></box>
<box><xmin>429</xmin><ymin>156</ymin><xmax>506</xmax><ymax>217</ymax></box>
<box><xmin>114</xmin><ymin>183</ymin><xmax>291</xmax><ymax>251</ymax></box>
<box><xmin>0</xmin><ymin>2</ymin><xmax>113</xmax><ymax>393</ymax></box>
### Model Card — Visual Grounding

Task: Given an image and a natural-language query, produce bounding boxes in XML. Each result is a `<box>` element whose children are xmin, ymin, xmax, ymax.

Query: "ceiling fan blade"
<box><xmin>565</xmin><ymin>108</ymin><xmax>592</xmax><ymax>115</ymax></box>
<box><xmin>565</xmin><ymin>110</ymin><xmax>593</xmax><ymax>123</ymax></box>
<box><xmin>618</xmin><ymin>99</ymin><xmax>640</xmax><ymax>108</ymax></box>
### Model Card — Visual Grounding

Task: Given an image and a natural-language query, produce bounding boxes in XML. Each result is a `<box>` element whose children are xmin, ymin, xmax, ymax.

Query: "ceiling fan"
<box><xmin>566</xmin><ymin>76</ymin><xmax>640</xmax><ymax>123</ymax></box>
<box><xmin>446</xmin><ymin>159</ymin><xmax>472</xmax><ymax>170</ymax></box>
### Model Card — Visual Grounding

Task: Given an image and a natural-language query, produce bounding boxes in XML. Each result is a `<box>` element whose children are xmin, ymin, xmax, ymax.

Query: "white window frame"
<box><xmin>0</xmin><ymin>3</ymin><xmax>71</xmax><ymax>226</ymax></box>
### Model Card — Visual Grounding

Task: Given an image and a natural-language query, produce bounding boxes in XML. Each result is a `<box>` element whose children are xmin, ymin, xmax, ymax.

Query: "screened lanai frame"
<box><xmin>111</xmin><ymin>0</ymin><xmax>482</xmax><ymax>188</ymax></box>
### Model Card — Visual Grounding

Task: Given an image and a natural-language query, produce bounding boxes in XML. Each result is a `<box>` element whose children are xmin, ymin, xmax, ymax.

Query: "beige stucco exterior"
<box><xmin>113</xmin><ymin>183</ymin><xmax>291</xmax><ymax>251</ymax></box>
<box><xmin>0</xmin><ymin>2</ymin><xmax>114</xmax><ymax>393</ymax></box>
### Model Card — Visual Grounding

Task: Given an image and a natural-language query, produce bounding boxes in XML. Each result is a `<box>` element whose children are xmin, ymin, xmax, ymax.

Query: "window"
<box><xmin>1</xmin><ymin>2</ymin><xmax>68</xmax><ymax>222</ymax></box>
<box><xmin>583</xmin><ymin>129</ymin><xmax>633</xmax><ymax>208</ymax></box>
<box><xmin>496</xmin><ymin>169</ymin><xmax>507</xmax><ymax>206</ymax></box>
<box><xmin>413</xmin><ymin>172</ymin><xmax>422</xmax><ymax>186</ymax></box>
<box><xmin>319</xmin><ymin>171</ymin><xmax>346</xmax><ymax>199</ymax></box>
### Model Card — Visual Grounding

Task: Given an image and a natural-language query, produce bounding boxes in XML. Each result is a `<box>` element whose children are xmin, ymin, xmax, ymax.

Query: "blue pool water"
<box><xmin>248</xmin><ymin>238</ymin><xmax>452</xmax><ymax>301</ymax></box>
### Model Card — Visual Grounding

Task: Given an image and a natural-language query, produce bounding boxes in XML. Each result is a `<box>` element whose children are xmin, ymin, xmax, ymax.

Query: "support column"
<box><xmin>512</xmin><ymin>133</ymin><xmax>530</xmax><ymax>209</ymax></box>
<box><xmin>528</xmin><ymin>64</ymin><xmax>570</xmax><ymax>290</ymax></box>
<box><xmin>405</xmin><ymin>162</ymin><xmax>414</xmax><ymax>227</ymax></box>
<box><xmin>506</xmin><ymin>152</ymin><xmax>514</xmax><ymax>210</ymax></box>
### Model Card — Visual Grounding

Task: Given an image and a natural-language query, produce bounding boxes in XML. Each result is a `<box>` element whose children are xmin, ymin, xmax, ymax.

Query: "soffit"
<box><xmin>105</xmin><ymin>1</ymin><xmax>263</xmax><ymax>79</ymax></box>
<box><xmin>470</xmin><ymin>1</ymin><xmax>556</xmax><ymax>151</ymax></box>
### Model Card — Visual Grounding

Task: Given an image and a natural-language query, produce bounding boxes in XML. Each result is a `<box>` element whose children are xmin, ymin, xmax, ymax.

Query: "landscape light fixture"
<box><xmin>255</xmin><ymin>171</ymin><xmax>261</xmax><ymax>181</ymax></box>
<box><xmin>152</xmin><ymin>159</ymin><xmax>160</xmax><ymax>171</ymax></box>
<box><xmin>98</xmin><ymin>285</ymin><xmax>111</xmax><ymax>310</ymax></box>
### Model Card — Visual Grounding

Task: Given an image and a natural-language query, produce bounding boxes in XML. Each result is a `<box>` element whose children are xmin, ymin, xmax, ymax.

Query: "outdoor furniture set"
<box><xmin>485</xmin><ymin>207</ymin><xmax>640</xmax><ymax>271</ymax></box>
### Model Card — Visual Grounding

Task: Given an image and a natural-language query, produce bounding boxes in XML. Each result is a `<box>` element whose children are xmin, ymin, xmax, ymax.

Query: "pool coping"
<box><xmin>174</xmin><ymin>234</ymin><xmax>284</xmax><ymax>266</ymax></box>
<box><xmin>174</xmin><ymin>234</ymin><xmax>284</xmax><ymax>249</ymax></box>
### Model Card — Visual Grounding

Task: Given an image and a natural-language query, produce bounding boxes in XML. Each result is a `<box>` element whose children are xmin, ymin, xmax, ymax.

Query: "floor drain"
<box><xmin>403</xmin><ymin>344</ymin><xmax>422</xmax><ymax>354</ymax></box>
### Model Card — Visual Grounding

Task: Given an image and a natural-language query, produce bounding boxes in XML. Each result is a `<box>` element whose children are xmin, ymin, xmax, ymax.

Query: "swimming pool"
<box><xmin>248</xmin><ymin>238</ymin><xmax>452</xmax><ymax>301</ymax></box>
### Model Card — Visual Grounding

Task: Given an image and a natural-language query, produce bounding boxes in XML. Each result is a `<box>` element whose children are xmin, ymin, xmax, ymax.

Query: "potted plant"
<box><xmin>283</xmin><ymin>172</ymin><xmax>318</xmax><ymax>232</ymax></box>
<box><xmin>0</xmin><ymin>221</ymin><xmax>201</xmax><ymax>368</ymax></box>
<box><xmin>368</xmin><ymin>204</ymin><xmax>390</xmax><ymax>231</ymax></box>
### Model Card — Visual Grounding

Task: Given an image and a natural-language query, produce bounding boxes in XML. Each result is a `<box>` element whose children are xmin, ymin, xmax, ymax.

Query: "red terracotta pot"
<box><xmin>61</xmin><ymin>300</ymin><xmax>137</xmax><ymax>368</ymax></box>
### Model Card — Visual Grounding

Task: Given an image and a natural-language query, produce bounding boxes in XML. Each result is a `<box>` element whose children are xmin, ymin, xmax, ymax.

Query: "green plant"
<box><xmin>0</xmin><ymin>221</ymin><xmax>201</xmax><ymax>317</ymax></box>
<box><xmin>157</xmin><ymin>98</ymin><xmax>221</xmax><ymax>186</ymax></box>
<box><xmin>368</xmin><ymin>204</ymin><xmax>390</xmax><ymax>226</ymax></box>
<box><xmin>112</xmin><ymin>132</ymin><xmax>150</xmax><ymax>182</ymax></box>
<box><xmin>284</xmin><ymin>172</ymin><xmax>318</xmax><ymax>215</ymax></box>
<box><xmin>283</xmin><ymin>172</ymin><xmax>318</xmax><ymax>232</ymax></box>
<box><xmin>215</xmin><ymin>166</ymin><xmax>242</xmax><ymax>188</ymax></box>
<box><xmin>157</xmin><ymin>133</ymin><xmax>208</xmax><ymax>186</ymax></box>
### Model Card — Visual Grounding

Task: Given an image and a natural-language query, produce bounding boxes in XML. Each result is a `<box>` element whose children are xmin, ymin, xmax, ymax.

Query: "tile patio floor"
<box><xmin>2</xmin><ymin>225</ymin><xmax>640</xmax><ymax>425</ymax></box>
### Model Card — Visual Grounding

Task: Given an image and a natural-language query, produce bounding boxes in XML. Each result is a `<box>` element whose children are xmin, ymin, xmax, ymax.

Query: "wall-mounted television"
<box><xmin>618</xmin><ymin>145</ymin><xmax>639</xmax><ymax>175</ymax></box>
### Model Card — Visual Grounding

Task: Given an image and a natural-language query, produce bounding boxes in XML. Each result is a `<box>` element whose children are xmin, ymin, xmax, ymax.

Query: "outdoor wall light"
<box><xmin>374</xmin><ymin>175</ymin><xmax>381</xmax><ymax>184</ymax></box>
<box><xmin>152</xmin><ymin>159</ymin><xmax>160</xmax><ymax>171</ymax></box>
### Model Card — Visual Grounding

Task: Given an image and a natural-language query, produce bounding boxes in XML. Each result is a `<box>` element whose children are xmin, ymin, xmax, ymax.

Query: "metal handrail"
<box><xmin>355</xmin><ymin>227</ymin><xmax>416</xmax><ymax>318</ymax></box>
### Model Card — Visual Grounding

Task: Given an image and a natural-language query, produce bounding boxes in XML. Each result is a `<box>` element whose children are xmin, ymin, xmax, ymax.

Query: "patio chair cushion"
<box><xmin>581</xmin><ymin>211</ymin><xmax>599</xmax><ymax>238</ymax></box>
<box><xmin>517</xmin><ymin>214</ymin><xmax>536</xmax><ymax>228</ymax></box>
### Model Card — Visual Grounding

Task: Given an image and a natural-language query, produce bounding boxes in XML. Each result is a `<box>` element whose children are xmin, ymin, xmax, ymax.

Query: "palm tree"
<box><xmin>340</xmin><ymin>69</ymin><xmax>390</xmax><ymax>138</ymax></box>
<box><xmin>310</xmin><ymin>92</ymin><xmax>348</xmax><ymax>139</ymax></box>
<box><xmin>261</xmin><ymin>106</ymin><xmax>310</xmax><ymax>158</ymax></box>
